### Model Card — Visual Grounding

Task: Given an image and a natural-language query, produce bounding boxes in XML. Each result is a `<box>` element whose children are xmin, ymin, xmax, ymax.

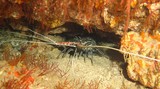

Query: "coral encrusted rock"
<box><xmin>121</xmin><ymin>31</ymin><xmax>160</xmax><ymax>88</ymax></box>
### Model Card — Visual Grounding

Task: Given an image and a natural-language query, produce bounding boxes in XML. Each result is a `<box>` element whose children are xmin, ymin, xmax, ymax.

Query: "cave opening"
<box><xmin>1</xmin><ymin>19</ymin><xmax>125</xmax><ymax>63</ymax></box>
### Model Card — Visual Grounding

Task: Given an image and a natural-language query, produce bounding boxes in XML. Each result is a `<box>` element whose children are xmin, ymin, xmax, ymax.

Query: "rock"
<box><xmin>121</xmin><ymin>31</ymin><xmax>160</xmax><ymax>88</ymax></box>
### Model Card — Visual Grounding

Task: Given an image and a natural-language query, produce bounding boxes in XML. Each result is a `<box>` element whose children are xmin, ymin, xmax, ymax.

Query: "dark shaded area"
<box><xmin>57</xmin><ymin>22</ymin><xmax>121</xmax><ymax>45</ymax></box>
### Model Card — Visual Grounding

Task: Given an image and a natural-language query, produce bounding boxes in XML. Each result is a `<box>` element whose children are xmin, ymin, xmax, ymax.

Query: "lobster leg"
<box><xmin>82</xmin><ymin>53</ymin><xmax>86</xmax><ymax>63</ymax></box>
<box><xmin>62</xmin><ymin>48</ymin><xmax>74</xmax><ymax>58</ymax></box>
<box><xmin>78</xmin><ymin>51</ymin><xmax>83</xmax><ymax>59</ymax></box>
<box><xmin>56</xmin><ymin>46</ymin><xmax>67</xmax><ymax>59</ymax></box>
<box><xmin>86</xmin><ymin>51</ymin><xmax>94</xmax><ymax>65</ymax></box>
<box><xmin>96</xmin><ymin>49</ymin><xmax>109</xmax><ymax>59</ymax></box>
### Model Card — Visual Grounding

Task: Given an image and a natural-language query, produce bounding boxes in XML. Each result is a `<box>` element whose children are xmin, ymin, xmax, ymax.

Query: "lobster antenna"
<box><xmin>6</xmin><ymin>31</ymin><xmax>47</xmax><ymax>41</ymax></box>
<box><xmin>0</xmin><ymin>40</ymin><xmax>55</xmax><ymax>46</ymax></box>
<box><xmin>28</xmin><ymin>29</ymin><xmax>57</xmax><ymax>45</ymax></box>
<box><xmin>80</xmin><ymin>45</ymin><xmax>160</xmax><ymax>62</ymax></box>
<box><xmin>2</xmin><ymin>30</ymin><xmax>59</xmax><ymax>46</ymax></box>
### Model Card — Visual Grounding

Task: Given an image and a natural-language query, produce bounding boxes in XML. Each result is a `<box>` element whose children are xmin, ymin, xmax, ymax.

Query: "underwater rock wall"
<box><xmin>121</xmin><ymin>31</ymin><xmax>160</xmax><ymax>88</ymax></box>
<box><xmin>0</xmin><ymin>0</ymin><xmax>159</xmax><ymax>34</ymax></box>
<box><xmin>0</xmin><ymin>0</ymin><xmax>160</xmax><ymax>88</ymax></box>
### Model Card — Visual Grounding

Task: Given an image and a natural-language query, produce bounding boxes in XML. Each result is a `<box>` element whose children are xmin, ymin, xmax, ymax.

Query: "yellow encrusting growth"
<box><xmin>121</xmin><ymin>31</ymin><xmax>160</xmax><ymax>88</ymax></box>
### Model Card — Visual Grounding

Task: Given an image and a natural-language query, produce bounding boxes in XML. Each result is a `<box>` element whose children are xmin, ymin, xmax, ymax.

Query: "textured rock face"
<box><xmin>121</xmin><ymin>31</ymin><xmax>160</xmax><ymax>88</ymax></box>
<box><xmin>0</xmin><ymin>0</ymin><xmax>160</xmax><ymax>88</ymax></box>
<box><xmin>0</xmin><ymin>0</ymin><xmax>160</xmax><ymax>34</ymax></box>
